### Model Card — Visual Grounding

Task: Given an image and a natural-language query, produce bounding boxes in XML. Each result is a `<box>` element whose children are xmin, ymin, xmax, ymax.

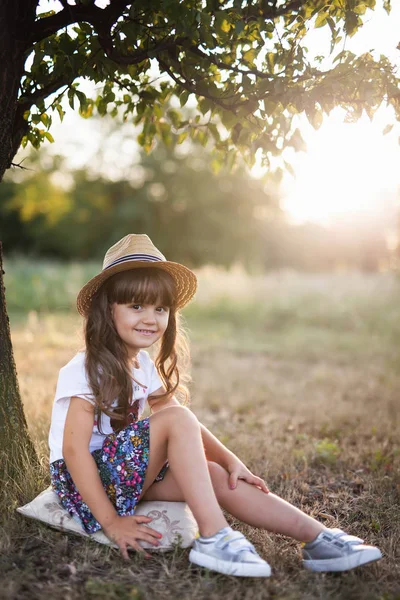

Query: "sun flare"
<box><xmin>280</xmin><ymin>109</ymin><xmax>400</xmax><ymax>226</ymax></box>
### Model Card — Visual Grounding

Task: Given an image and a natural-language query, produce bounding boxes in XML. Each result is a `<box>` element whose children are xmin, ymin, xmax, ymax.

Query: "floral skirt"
<box><xmin>50</xmin><ymin>418</ymin><xmax>168</xmax><ymax>534</ymax></box>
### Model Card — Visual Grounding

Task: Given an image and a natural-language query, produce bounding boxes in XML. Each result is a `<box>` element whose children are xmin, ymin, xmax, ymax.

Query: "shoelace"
<box><xmin>220</xmin><ymin>532</ymin><xmax>257</xmax><ymax>554</ymax></box>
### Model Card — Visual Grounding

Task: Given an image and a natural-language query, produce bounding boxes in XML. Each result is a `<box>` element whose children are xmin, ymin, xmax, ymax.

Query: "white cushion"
<box><xmin>17</xmin><ymin>488</ymin><xmax>197</xmax><ymax>551</ymax></box>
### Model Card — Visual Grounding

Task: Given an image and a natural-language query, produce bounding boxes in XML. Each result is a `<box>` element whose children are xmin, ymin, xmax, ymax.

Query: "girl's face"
<box><xmin>111</xmin><ymin>301</ymin><xmax>170</xmax><ymax>358</ymax></box>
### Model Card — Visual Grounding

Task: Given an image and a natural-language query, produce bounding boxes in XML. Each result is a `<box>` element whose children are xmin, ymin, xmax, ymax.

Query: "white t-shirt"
<box><xmin>48</xmin><ymin>350</ymin><xmax>163</xmax><ymax>463</ymax></box>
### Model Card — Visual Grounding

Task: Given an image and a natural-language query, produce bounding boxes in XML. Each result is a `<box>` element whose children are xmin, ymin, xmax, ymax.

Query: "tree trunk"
<box><xmin>0</xmin><ymin>243</ymin><xmax>39</xmax><ymax>486</ymax></box>
<box><xmin>0</xmin><ymin>1</ymin><xmax>40</xmax><ymax>485</ymax></box>
<box><xmin>0</xmin><ymin>0</ymin><xmax>37</xmax><ymax>182</ymax></box>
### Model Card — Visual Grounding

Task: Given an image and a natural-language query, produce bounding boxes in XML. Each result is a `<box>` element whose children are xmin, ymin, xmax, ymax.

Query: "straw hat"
<box><xmin>77</xmin><ymin>234</ymin><xmax>197</xmax><ymax>315</ymax></box>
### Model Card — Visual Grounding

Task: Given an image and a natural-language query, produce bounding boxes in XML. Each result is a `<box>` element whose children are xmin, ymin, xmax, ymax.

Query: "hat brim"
<box><xmin>76</xmin><ymin>260</ymin><xmax>197</xmax><ymax>316</ymax></box>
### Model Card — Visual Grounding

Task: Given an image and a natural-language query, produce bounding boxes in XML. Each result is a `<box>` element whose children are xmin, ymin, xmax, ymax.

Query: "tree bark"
<box><xmin>0</xmin><ymin>0</ymin><xmax>38</xmax><ymax>489</ymax></box>
<box><xmin>0</xmin><ymin>2</ymin><xmax>40</xmax><ymax>484</ymax></box>
<box><xmin>0</xmin><ymin>243</ymin><xmax>39</xmax><ymax>486</ymax></box>
<box><xmin>0</xmin><ymin>0</ymin><xmax>38</xmax><ymax>182</ymax></box>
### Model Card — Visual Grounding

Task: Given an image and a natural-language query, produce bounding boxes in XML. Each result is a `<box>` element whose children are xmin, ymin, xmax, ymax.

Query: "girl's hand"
<box><xmin>226</xmin><ymin>460</ymin><xmax>270</xmax><ymax>494</ymax></box>
<box><xmin>103</xmin><ymin>514</ymin><xmax>163</xmax><ymax>559</ymax></box>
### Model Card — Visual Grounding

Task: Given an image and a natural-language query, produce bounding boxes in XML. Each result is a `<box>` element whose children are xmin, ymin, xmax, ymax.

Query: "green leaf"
<box><xmin>215</xmin><ymin>12</ymin><xmax>231</xmax><ymax>34</ymax></box>
<box><xmin>383</xmin><ymin>124</ymin><xmax>394</xmax><ymax>135</ymax></box>
<box><xmin>266</xmin><ymin>52</ymin><xmax>275</xmax><ymax>73</ymax></box>
<box><xmin>235</xmin><ymin>20</ymin><xmax>244</xmax><ymax>35</ymax></box>
<box><xmin>284</xmin><ymin>160</ymin><xmax>295</xmax><ymax>177</ymax></box>
<box><xmin>44</xmin><ymin>131</ymin><xmax>54</xmax><ymax>143</ymax></box>
<box><xmin>96</xmin><ymin>97</ymin><xmax>107</xmax><ymax>116</ymax></box>
<box><xmin>167</xmin><ymin>109</ymin><xmax>181</xmax><ymax>128</ymax></box>
<box><xmin>353</xmin><ymin>3</ymin><xmax>367</xmax><ymax>15</ymax></box>
<box><xmin>344</xmin><ymin>11</ymin><xmax>361</xmax><ymax>36</ymax></box>
<box><xmin>243</xmin><ymin>48</ymin><xmax>256</xmax><ymax>64</ymax></box>
<box><xmin>36</xmin><ymin>10</ymin><xmax>55</xmax><ymax>19</ymax></box>
<box><xmin>177</xmin><ymin>131</ymin><xmax>189</xmax><ymax>144</ymax></box>
<box><xmin>199</xmin><ymin>98</ymin><xmax>212</xmax><ymax>115</ymax></box>
<box><xmin>210</xmin><ymin>158</ymin><xmax>222</xmax><ymax>174</ymax></box>
<box><xmin>67</xmin><ymin>88</ymin><xmax>75</xmax><ymax>110</ymax></box>
<box><xmin>40</xmin><ymin>113</ymin><xmax>51</xmax><ymax>128</ymax></box>
<box><xmin>179</xmin><ymin>90</ymin><xmax>190</xmax><ymax>107</ymax></box>
<box><xmin>55</xmin><ymin>104</ymin><xmax>65</xmax><ymax>122</ymax></box>
<box><xmin>307</xmin><ymin>108</ymin><xmax>323</xmax><ymax>130</ymax></box>
<box><xmin>208</xmin><ymin>123</ymin><xmax>220</xmax><ymax>141</ymax></box>
<box><xmin>80</xmin><ymin>101</ymin><xmax>93</xmax><ymax>119</ymax></box>
<box><xmin>197</xmin><ymin>130</ymin><xmax>209</xmax><ymax>146</ymax></box>
<box><xmin>226</xmin><ymin>149</ymin><xmax>237</xmax><ymax>171</ymax></box>
<box><xmin>315</xmin><ymin>12</ymin><xmax>328</xmax><ymax>28</ymax></box>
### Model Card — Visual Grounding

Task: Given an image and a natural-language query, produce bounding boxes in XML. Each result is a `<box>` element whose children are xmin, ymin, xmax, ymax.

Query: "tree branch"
<box><xmin>18</xmin><ymin>74</ymin><xmax>72</xmax><ymax>108</ymax></box>
<box><xmin>188</xmin><ymin>45</ymin><xmax>275</xmax><ymax>80</ymax></box>
<box><xmin>157</xmin><ymin>57</ymin><xmax>244</xmax><ymax>113</ymax></box>
<box><xmin>10</xmin><ymin>160</ymin><xmax>33</xmax><ymax>172</ymax></box>
<box><xmin>30</xmin><ymin>0</ymin><xmax>130</xmax><ymax>45</ymax></box>
<box><xmin>98</xmin><ymin>34</ymin><xmax>189</xmax><ymax>66</ymax></box>
<box><xmin>245</xmin><ymin>0</ymin><xmax>308</xmax><ymax>22</ymax></box>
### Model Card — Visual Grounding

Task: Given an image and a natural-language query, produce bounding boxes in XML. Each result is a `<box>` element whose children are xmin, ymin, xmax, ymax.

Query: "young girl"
<box><xmin>49</xmin><ymin>234</ymin><xmax>382</xmax><ymax>577</ymax></box>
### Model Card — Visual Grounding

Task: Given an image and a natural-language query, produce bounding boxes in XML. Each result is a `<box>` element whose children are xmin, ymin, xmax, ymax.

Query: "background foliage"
<box><xmin>19</xmin><ymin>0</ymin><xmax>398</xmax><ymax>172</ymax></box>
<box><xmin>1</xmin><ymin>139</ymin><xmax>392</xmax><ymax>273</ymax></box>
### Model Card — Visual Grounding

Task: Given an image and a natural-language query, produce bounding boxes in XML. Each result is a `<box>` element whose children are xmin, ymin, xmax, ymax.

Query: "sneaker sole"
<box><xmin>189</xmin><ymin>549</ymin><xmax>272</xmax><ymax>577</ymax></box>
<box><xmin>303</xmin><ymin>548</ymin><xmax>382</xmax><ymax>572</ymax></box>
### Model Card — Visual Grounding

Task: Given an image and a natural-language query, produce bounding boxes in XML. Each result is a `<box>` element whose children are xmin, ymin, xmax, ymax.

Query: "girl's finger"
<box><xmin>137</xmin><ymin>532</ymin><xmax>162</xmax><ymax>547</ymax></box>
<box><xmin>244</xmin><ymin>474</ymin><xmax>269</xmax><ymax>493</ymax></box>
<box><xmin>255</xmin><ymin>477</ymin><xmax>270</xmax><ymax>493</ymax></box>
<box><xmin>228</xmin><ymin>471</ymin><xmax>239</xmax><ymax>490</ymax></box>
<box><xmin>133</xmin><ymin>515</ymin><xmax>153</xmax><ymax>524</ymax></box>
<box><xmin>138</xmin><ymin>525</ymin><xmax>163</xmax><ymax>540</ymax></box>
<box><xmin>127</xmin><ymin>539</ymin><xmax>152</xmax><ymax>559</ymax></box>
<box><xmin>119</xmin><ymin>542</ymin><xmax>129</xmax><ymax>560</ymax></box>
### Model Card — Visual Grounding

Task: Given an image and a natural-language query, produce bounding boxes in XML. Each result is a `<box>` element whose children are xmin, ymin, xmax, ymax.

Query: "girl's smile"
<box><xmin>112</xmin><ymin>302</ymin><xmax>170</xmax><ymax>356</ymax></box>
<box><xmin>135</xmin><ymin>329</ymin><xmax>157</xmax><ymax>335</ymax></box>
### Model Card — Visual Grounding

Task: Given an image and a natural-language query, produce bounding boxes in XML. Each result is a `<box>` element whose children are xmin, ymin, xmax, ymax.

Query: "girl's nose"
<box><xmin>142</xmin><ymin>309</ymin><xmax>157</xmax><ymax>324</ymax></box>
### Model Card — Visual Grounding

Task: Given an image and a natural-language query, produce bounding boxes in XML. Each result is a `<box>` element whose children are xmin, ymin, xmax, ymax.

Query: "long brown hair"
<box><xmin>84</xmin><ymin>268</ymin><xmax>190</xmax><ymax>431</ymax></box>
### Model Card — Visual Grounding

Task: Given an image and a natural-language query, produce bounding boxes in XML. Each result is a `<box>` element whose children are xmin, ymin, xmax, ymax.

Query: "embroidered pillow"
<box><xmin>17</xmin><ymin>488</ymin><xmax>197</xmax><ymax>551</ymax></box>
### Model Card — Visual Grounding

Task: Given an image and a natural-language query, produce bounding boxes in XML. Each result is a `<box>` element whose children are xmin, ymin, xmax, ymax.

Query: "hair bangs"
<box><xmin>106</xmin><ymin>268</ymin><xmax>176</xmax><ymax>308</ymax></box>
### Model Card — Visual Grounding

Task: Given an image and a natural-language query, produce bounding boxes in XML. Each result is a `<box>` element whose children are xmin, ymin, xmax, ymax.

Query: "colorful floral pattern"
<box><xmin>50</xmin><ymin>418</ymin><xmax>168</xmax><ymax>534</ymax></box>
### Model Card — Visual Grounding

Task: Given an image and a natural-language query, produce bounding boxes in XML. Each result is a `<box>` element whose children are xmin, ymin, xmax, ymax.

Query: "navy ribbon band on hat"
<box><xmin>104</xmin><ymin>253</ymin><xmax>164</xmax><ymax>270</ymax></box>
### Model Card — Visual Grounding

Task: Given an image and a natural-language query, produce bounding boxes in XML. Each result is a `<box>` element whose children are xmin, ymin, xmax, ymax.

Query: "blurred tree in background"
<box><xmin>1</xmin><ymin>139</ymin><xmax>391</xmax><ymax>272</ymax></box>
<box><xmin>0</xmin><ymin>127</ymin><xmax>393</xmax><ymax>272</ymax></box>
<box><xmin>1</xmin><ymin>144</ymin><xmax>279</xmax><ymax>266</ymax></box>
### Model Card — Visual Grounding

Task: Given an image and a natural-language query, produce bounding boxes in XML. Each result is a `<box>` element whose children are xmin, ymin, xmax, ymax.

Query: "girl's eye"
<box><xmin>131</xmin><ymin>304</ymin><xmax>141</xmax><ymax>310</ymax></box>
<box><xmin>156</xmin><ymin>306</ymin><xmax>168</xmax><ymax>313</ymax></box>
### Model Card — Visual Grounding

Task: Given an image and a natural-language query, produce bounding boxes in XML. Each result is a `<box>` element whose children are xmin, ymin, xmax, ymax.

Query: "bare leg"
<box><xmin>140</xmin><ymin>407</ymin><xmax>228</xmax><ymax>537</ymax></box>
<box><xmin>143</xmin><ymin>462</ymin><xmax>326</xmax><ymax>543</ymax></box>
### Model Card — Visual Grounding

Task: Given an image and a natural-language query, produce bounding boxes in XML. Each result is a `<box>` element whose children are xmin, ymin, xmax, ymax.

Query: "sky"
<box><xmin>30</xmin><ymin>1</ymin><xmax>400</xmax><ymax>228</ymax></box>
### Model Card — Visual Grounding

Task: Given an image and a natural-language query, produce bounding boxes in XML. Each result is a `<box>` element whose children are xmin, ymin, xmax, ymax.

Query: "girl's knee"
<box><xmin>208</xmin><ymin>461</ymin><xmax>229</xmax><ymax>490</ymax></box>
<box><xmin>155</xmin><ymin>405</ymin><xmax>198</xmax><ymax>428</ymax></box>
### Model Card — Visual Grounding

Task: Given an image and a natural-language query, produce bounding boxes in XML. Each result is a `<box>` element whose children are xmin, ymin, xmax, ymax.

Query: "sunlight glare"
<box><xmin>280</xmin><ymin>109</ymin><xmax>400</xmax><ymax>226</ymax></box>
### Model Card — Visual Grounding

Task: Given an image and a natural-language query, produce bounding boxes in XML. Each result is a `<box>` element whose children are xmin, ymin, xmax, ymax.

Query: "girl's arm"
<box><xmin>63</xmin><ymin>397</ymin><xmax>163</xmax><ymax>557</ymax></box>
<box><xmin>199</xmin><ymin>423</ymin><xmax>269</xmax><ymax>493</ymax></box>
<box><xmin>63</xmin><ymin>396</ymin><xmax>118</xmax><ymax>529</ymax></box>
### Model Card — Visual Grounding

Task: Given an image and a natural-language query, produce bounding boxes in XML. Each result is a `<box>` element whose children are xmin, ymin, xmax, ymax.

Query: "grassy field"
<box><xmin>1</xmin><ymin>264</ymin><xmax>400</xmax><ymax>599</ymax></box>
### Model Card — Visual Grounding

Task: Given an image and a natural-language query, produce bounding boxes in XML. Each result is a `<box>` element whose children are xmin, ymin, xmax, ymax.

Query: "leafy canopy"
<box><xmin>21</xmin><ymin>0</ymin><xmax>398</xmax><ymax>169</ymax></box>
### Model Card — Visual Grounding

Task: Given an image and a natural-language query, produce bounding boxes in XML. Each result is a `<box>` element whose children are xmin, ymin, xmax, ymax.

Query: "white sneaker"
<box><xmin>302</xmin><ymin>528</ymin><xmax>382</xmax><ymax>572</ymax></box>
<box><xmin>189</xmin><ymin>526</ymin><xmax>271</xmax><ymax>577</ymax></box>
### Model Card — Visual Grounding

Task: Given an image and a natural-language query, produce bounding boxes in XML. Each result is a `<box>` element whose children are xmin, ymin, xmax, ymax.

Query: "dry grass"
<box><xmin>1</xmin><ymin>270</ymin><xmax>400</xmax><ymax>599</ymax></box>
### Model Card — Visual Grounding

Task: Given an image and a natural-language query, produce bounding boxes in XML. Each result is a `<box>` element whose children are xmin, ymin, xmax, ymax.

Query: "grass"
<box><xmin>1</xmin><ymin>264</ymin><xmax>400</xmax><ymax>599</ymax></box>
